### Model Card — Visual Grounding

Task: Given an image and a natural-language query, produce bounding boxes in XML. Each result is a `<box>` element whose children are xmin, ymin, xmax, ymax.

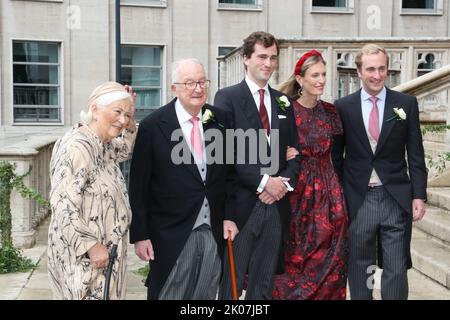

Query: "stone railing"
<box><xmin>0</xmin><ymin>137</ymin><xmax>58</xmax><ymax>248</ymax></box>
<box><xmin>393</xmin><ymin>64</ymin><xmax>450</xmax><ymax>124</ymax></box>
<box><xmin>393</xmin><ymin>65</ymin><xmax>450</xmax><ymax>187</ymax></box>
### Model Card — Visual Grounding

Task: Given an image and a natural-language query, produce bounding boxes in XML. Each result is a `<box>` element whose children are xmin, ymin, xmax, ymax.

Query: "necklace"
<box><xmin>82</xmin><ymin>124</ymin><xmax>103</xmax><ymax>142</ymax></box>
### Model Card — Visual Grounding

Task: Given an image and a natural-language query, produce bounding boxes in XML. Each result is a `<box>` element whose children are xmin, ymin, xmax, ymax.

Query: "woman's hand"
<box><xmin>286</xmin><ymin>146</ymin><xmax>299</xmax><ymax>161</ymax></box>
<box><xmin>87</xmin><ymin>243</ymin><xmax>109</xmax><ymax>269</ymax></box>
<box><xmin>124</xmin><ymin>84</ymin><xmax>137</xmax><ymax>130</ymax></box>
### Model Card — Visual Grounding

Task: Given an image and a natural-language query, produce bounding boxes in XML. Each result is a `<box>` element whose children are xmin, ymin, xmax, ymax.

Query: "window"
<box><xmin>418</xmin><ymin>53</ymin><xmax>437</xmax><ymax>76</ymax></box>
<box><xmin>120</xmin><ymin>0</ymin><xmax>167</xmax><ymax>7</ymax></box>
<box><xmin>121</xmin><ymin>45</ymin><xmax>163</xmax><ymax>121</ymax></box>
<box><xmin>313</xmin><ymin>0</ymin><xmax>346</xmax><ymax>7</ymax></box>
<box><xmin>13</xmin><ymin>41</ymin><xmax>61</xmax><ymax>123</ymax></box>
<box><xmin>402</xmin><ymin>0</ymin><xmax>435</xmax><ymax>9</ymax></box>
<box><xmin>401</xmin><ymin>0</ymin><xmax>442</xmax><ymax>14</ymax></box>
<box><xmin>218</xmin><ymin>0</ymin><xmax>262</xmax><ymax>10</ymax></box>
<box><xmin>311</xmin><ymin>0</ymin><xmax>354</xmax><ymax>13</ymax></box>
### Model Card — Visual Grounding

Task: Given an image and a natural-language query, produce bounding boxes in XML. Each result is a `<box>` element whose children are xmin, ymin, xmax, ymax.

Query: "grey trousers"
<box><xmin>219</xmin><ymin>201</ymin><xmax>281</xmax><ymax>300</ymax></box>
<box><xmin>158</xmin><ymin>224</ymin><xmax>221</xmax><ymax>300</ymax></box>
<box><xmin>348</xmin><ymin>186</ymin><xmax>409</xmax><ymax>300</ymax></box>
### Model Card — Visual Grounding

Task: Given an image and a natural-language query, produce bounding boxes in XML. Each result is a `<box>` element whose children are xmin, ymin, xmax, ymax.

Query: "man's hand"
<box><xmin>259</xmin><ymin>190</ymin><xmax>277</xmax><ymax>204</ymax></box>
<box><xmin>134</xmin><ymin>239</ymin><xmax>154</xmax><ymax>262</ymax></box>
<box><xmin>412</xmin><ymin>199</ymin><xmax>426</xmax><ymax>221</ymax></box>
<box><xmin>264</xmin><ymin>176</ymin><xmax>289</xmax><ymax>200</ymax></box>
<box><xmin>87</xmin><ymin>243</ymin><xmax>109</xmax><ymax>269</ymax></box>
<box><xmin>223</xmin><ymin>220</ymin><xmax>239</xmax><ymax>241</ymax></box>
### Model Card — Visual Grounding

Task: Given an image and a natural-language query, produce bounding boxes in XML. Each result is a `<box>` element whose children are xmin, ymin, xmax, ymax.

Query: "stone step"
<box><xmin>427</xmin><ymin>188</ymin><xmax>450</xmax><ymax>211</ymax></box>
<box><xmin>423</xmin><ymin>141</ymin><xmax>449</xmax><ymax>158</ymax></box>
<box><xmin>414</xmin><ymin>205</ymin><xmax>450</xmax><ymax>245</ymax></box>
<box><xmin>423</xmin><ymin>130</ymin><xmax>447</xmax><ymax>144</ymax></box>
<box><xmin>411</xmin><ymin>228</ymin><xmax>450</xmax><ymax>288</ymax></box>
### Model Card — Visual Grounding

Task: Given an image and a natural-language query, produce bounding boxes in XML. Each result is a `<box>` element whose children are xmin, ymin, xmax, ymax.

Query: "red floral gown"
<box><xmin>272</xmin><ymin>100</ymin><xmax>348</xmax><ymax>300</ymax></box>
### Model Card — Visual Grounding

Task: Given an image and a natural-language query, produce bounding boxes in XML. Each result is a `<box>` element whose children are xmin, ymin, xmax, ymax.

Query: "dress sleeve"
<box><xmin>325</xmin><ymin>102</ymin><xmax>343</xmax><ymax>136</ymax></box>
<box><xmin>49</xmin><ymin>139</ymin><xmax>98</xmax><ymax>258</ymax></box>
<box><xmin>109</xmin><ymin>127</ymin><xmax>138</xmax><ymax>163</ymax></box>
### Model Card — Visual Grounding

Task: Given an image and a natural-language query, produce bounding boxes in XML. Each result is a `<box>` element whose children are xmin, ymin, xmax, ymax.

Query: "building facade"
<box><xmin>1</xmin><ymin>0</ymin><xmax>449</xmax><ymax>135</ymax></box>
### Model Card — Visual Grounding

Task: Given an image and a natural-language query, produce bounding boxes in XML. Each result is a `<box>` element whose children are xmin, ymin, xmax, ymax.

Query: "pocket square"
<box><xmin>278</xmin><ymin>115</ymin><xmax>287</xmax><ymax>119</ymax></box>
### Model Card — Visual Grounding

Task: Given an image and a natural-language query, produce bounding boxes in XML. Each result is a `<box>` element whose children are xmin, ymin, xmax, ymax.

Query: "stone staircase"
<box><xmin>411</xmin><ymin>187</ymin><xmax>450</xmax><ymax>290</ymax></box>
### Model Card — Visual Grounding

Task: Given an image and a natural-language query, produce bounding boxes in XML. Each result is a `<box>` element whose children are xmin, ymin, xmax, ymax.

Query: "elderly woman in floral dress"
<box><xmin>47</xmin><ymin>82</ymin><xmax>136</xmax><ymax>299</ymax></box>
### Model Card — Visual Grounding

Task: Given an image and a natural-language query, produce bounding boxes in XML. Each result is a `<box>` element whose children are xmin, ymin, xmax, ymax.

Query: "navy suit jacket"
<box><xmin>214</xmin><ymin>80</ymin><xmax>300</xmax><ymax>272</ymax></box>
<box><xmin>332</xmin><ymin>88</ymin><xmax>427</xmax><ymax>268</ymax></box>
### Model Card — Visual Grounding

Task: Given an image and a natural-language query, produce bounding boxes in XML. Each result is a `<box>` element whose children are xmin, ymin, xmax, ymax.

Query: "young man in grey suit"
<box><xmin>214</xmin><ymin>31</ymin><xmax>300</xmax><ymax>300</ymax></box>
<box><xmin>332</xmin><ymin>44</ymin><xmax>427</xmax><ymax>300</ymax></box>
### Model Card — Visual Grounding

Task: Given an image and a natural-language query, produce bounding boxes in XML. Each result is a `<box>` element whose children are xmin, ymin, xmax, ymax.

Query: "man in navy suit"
<box><xmin>332</xmin><ymin>44</ymin><xmax>427</xmax><ymax>300</ymax></box>
<box><xmin>129</xmin><ymin>58</ymin><xmax>237</xmax><ymax>300</ymax></box>
<box><xmin>214</xmin><ymin>31</ymin><xmax>300</xmax><ymax>299</ymax></box>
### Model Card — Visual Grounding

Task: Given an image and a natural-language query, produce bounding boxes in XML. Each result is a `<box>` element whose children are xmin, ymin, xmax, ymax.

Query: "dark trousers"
<box><xmin>348</xmin><ymin>186</ymin><xmax>409</xmax><ymax>300</ymax></box>
<box><xmin>219</xmin><ymin>201</ymin><xmax>281</xmax><ymax>300</ymax></box>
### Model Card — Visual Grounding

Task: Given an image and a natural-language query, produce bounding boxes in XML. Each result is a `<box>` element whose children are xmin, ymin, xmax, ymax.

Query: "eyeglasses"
<box><xmin>173</xmin><ymin>80</ymin><xmax>211</xmax><ymax>90</ymax></box>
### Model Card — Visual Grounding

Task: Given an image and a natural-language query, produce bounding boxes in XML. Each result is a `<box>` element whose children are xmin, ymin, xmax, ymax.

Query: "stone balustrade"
<box><xmin>0</xmin><ymin>136</ymin><xmax>58</xmax><ymax>248</ymax></box>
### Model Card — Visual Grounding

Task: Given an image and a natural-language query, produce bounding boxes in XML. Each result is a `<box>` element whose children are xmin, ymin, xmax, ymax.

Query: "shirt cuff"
<box><xmin>257</xmin><ymin>174</ymin><xmax>270</xmax><ymax>193</ymax></box>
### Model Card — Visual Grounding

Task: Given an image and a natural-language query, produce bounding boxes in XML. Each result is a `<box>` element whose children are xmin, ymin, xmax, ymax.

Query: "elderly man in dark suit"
<box><xmin>214</xmin><ymin>31</ymin><xmax>300</xmax><ymax>300</ymax></box>
<box><xmin>332</xmin><ymin>44</ymin><xmax>427</xmax><ymax>300</ymax></box>
<box><xmin>129</xmin><ymin>58</ymin><xmax>237</xmax><ymax>300</ymax></box>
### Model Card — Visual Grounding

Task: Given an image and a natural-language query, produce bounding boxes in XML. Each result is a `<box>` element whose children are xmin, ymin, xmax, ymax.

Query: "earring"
<box><xmin>297</xmin><ymin>87</ymin><xmax>303</xmax><ymax>97</ymax></box>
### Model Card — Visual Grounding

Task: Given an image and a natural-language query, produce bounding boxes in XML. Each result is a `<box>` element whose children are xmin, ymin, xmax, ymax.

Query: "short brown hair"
<box><xmin>241</xmin><ymin>31</ymin><xmax>280</xmax><ymax>59</ymax></box>
<box><xmin>355</xmin><ymin>43</ymin><xmax>389</xmax><ymax>70</ymax></box>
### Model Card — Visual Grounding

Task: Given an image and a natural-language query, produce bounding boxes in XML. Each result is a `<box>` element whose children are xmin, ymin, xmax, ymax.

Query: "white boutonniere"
<box><xmin>275</xmin><ymin>95</ymin><xmax>291</xmax><ymax>112</ymax></box>
<box><xmin>202</xmin><ymin>109</ymin><xmax>224</xmax><ymax>128</ymax></box>
<box><xmin>387</xmin><ymin>107</ymin><xmax>407</xmax><ymax>122</ymax></box>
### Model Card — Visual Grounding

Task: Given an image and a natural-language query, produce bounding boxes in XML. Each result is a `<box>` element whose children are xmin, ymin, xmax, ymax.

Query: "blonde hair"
<box><xmin>278</xmin><ymin>54</ymin><xmax>326</xmax><ymax>98</ymax></box>
<box><xmin>355</xmin><ymin>44</ymin><xmax>389</xmax><ymax>70</ymax></box>
<box><xmin>79</xmin><ymin>81</ymin><xmax>132</xmax><ymax>125</ymax></box>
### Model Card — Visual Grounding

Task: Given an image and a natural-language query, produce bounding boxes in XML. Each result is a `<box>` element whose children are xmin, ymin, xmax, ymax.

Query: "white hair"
<box><xmin>171</xmin><ymin>58</ymin><xmax>206</xmax><ymax>83</ymax></box>
<box><xmin>79</xmin><ymin>91</ymin><xmax>132</xmax><ymax>125</ymax></box>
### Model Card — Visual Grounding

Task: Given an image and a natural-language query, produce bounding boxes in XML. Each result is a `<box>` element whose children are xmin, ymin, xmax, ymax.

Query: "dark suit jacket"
<box><xmin>129</xmin><ymin>99</ymin><xmax>235</xmax><ymax>299</ymax></box>
<box><xmin>214</xmin><ymin>80</ymin><xmax>300</xmax><ymax>272</ymax></box>
<box><xmin>332</xmin><ymin>88</ymin><xmax>427</xmax><ymax>268</ymax></box>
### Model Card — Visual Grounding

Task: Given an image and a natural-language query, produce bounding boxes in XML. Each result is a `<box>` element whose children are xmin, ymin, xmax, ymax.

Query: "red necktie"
<box><xmin>258</xmin><ymin>89</ymin><xmax>270</xmax><ymax>136</ymax></box>
<box><xmin>368</xmin><ymin>96</ymin><xmax>380</xmax><ymax>142</ymax></box>
<box><xmin>189</xmin><ymin>116</ymin><xmax>203</xmax><ymax>159</ymax></box>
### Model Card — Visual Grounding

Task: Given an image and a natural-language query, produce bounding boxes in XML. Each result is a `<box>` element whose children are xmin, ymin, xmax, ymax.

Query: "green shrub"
<box><xmin>135</xmin><ymin>264</ymin><xmax>149</xmax><ymax>278</ymax></box>
<box><xmin>0</xmin><ymin>245</ymin><xmax>36</xmax><ymax>274</ymax></box>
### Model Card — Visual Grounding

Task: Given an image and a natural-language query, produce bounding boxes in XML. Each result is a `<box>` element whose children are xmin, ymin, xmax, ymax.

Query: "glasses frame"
<box><xmin>173</xmin><ymin>80</ymin><xmax>211</xmax><ymax>90</ymax></box>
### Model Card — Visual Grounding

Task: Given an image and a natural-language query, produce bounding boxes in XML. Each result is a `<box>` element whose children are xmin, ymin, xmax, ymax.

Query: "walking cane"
<box><xmin>103</xmin><ymin>244</ymin><xmax>118</xmax><ymax>300</ymax></box>
<box><xmin>227</xmin><ymin>230</ymin><xmax>238</xmax><ymax>300</ymax></box>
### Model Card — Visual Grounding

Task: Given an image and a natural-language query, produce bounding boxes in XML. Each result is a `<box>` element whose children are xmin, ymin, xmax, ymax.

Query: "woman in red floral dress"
<box><xmin>272</xmin><ymin>50</ymin><xmax>348</xmax><ymax>300</ymax></box>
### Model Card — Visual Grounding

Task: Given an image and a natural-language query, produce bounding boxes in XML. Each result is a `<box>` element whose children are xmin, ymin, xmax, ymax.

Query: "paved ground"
<box><xmin>1</xmin><ymin>218</ymin><xmax>449</xmax><ymax>300</ymax></box>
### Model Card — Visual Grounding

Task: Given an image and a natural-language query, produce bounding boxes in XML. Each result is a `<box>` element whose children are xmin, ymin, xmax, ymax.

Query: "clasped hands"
<box><xmin>258</xmin><ymin>176</ymin><xmax>291</xmax><ymax>205</ymax></box>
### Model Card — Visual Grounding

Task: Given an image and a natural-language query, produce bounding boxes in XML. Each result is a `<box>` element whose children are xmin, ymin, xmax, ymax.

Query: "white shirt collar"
<box><xmin>245</xmin><ymin>76</ymin><xmax>269</xmax><ymax>95</ymax></box>
<box><xmin>361</xmin><ymin>86</ymin><xmax>387</xmax><ymax>102</ymax></box>
<box><xmin>175</xmin><ymin>98</ymin><xmax>202</xmax><ymax>123</ymax></box>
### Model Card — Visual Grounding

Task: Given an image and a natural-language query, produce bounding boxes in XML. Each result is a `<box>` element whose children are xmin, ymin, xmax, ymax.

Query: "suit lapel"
<box><xmin>349</xmin><ymin>91</ymin><xmax>373</xmax><ymax>155</ymax></box>
<box><xmin>375</xmin><ymin>89</ymin><xmax>397</xmax><ymax>155</ymax></box>
<box><xmin>239</xmin><ymin>81</ymin><xmax>263</xmax><ymax>131</ymax></box>
<box><xmin>202</xmin><ymin>105</ymin><xmax>216</xmax><ymax>184</ymax></box>
<box><xmin>269</xmin><ymin>87</ymin><xmax>280</xmax><ymax>130</ymax></box>
<box><xmin>157</xmin><ymin>99</ymin><xmax>203</xmax><ymax>183</ymax></box>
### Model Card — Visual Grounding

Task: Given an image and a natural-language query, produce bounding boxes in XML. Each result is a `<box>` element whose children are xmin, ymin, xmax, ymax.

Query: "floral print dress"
<box><xmin>47</xmin><ymin>124</ymin><xmax>136</xmax><ymax>300</ymax></box>
<box><xmin>273</xmin><ymin>100</ymin><xmax>348</xmax><ymax>300</ymax></box>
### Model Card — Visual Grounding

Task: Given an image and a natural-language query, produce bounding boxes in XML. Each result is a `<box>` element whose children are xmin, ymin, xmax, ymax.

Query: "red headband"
<box><xmin>294</xmin><ymin>50</ymin><xmax>323</xmax><ymax>75</ymax></box>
